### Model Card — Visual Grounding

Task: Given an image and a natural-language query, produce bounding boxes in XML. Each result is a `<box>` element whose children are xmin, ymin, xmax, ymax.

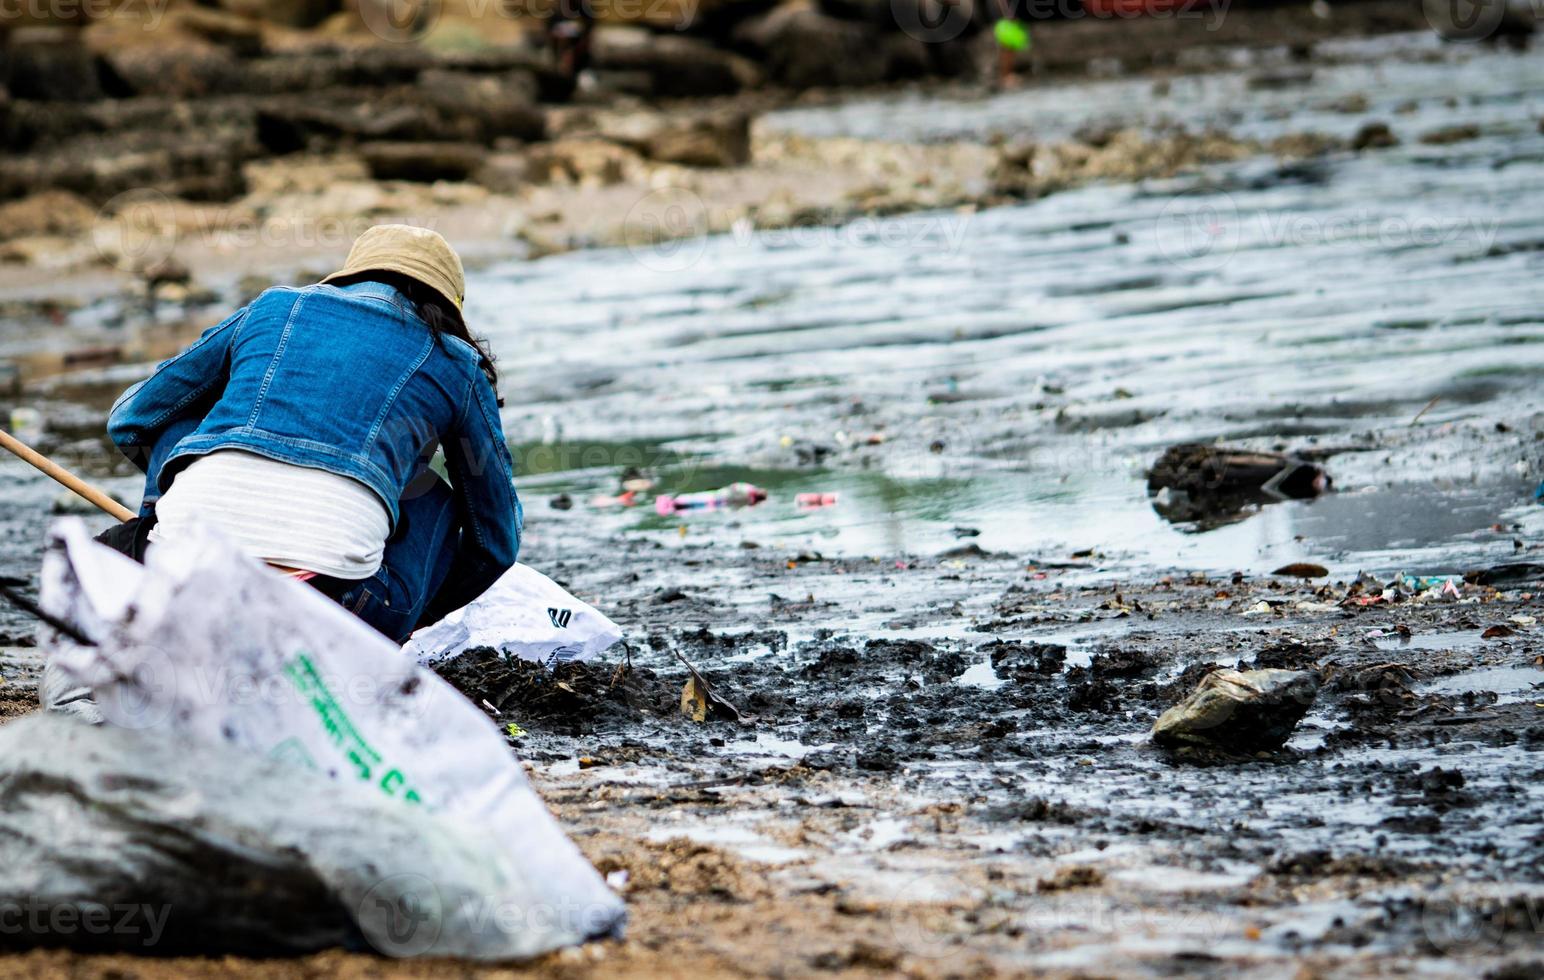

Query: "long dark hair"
<box><xmin>329</xmin><ymin>270</ymin><xmax>502</xmax><ymax>404</ymax></box>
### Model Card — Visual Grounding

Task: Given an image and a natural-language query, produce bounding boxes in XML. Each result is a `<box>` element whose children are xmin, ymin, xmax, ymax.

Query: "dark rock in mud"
<box><xmin>982</xmin><ymin>639</ymin><xmax>1066</xmax><ymax>678</ymax></box>
<box><xmin>1352</xmin><ymin>121</ymin><xmax>1399</xmax><ymax>151</ymax></box>
<box><xmin>1147</xmin><ymin>444</ymin><xmax>1331</xmax><ymax>529</ymax></box>
<box><xmin>1152</xmin><ymin>668</ymin><xmax>1320</xmax><ymax>751</ymax></box>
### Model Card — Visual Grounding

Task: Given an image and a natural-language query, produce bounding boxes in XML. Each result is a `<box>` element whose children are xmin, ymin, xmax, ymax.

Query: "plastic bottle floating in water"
<box><xmin>655</xmin><ymin>482</ymin><xmax>768</xmax><ymax>515</ymax></box>
<box><xmin>796</xmin><ymin>492</ymin><xmax>839</xmax><ymax>509</ymax></box>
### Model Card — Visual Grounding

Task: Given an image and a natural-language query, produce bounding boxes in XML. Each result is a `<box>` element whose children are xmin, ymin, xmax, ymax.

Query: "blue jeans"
<box><xmin>133</xmin><ymin>424</ymin><xmax>460</xmax><ymax>644</ymax></box>
<box><xmin>327</xmin><ymin>473</ymin><xmax>460</xmax><ymax>644</ymax></box>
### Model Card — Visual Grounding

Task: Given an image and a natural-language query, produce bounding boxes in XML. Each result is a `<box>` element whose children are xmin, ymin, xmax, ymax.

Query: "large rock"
<box><xmin>734</xmin><ymin>4</ymin><xmax>926</xmax><ymax>88</ymax></box>
<box><xmin>98</xmin><ymin>43</ymin><xmax>243</xmax><ymax>99</ymax></box>
<box><xmin>0</xmin><ymin>130</ymin><xmax>256</xmax><ymax>203</ymax></box>
<box><xmin>255</xmin><ymin>89</ymin><xmax>445</xmax><ymax>154</ymax></box>
<box><xmin>217</xmin><ymin>0</ymin><xmax>341</xmax><ymax>29</ymax></box>
<box><xmin>2</xmin><ymin>29</ymin><xmax>102</xmax><ymax>102</ymax></box>
<box><xmin>243</xmin><ymin>46</ymin><xmax>431</xmax><ymax>94</ymax></box>
<box><xmin>0</xmin><ymin>714</ymin><xmax>621</xmax><ymax>958</ymax></box>
<box><xmin>1151</xmin><ymin>668</ymin><xmax>1320</xmax><ymax>751</ymax></box>
<box><xmin>0</xmin><ymin>190</ymin><xmax>96</xmax><ymax>241</ymax></box>
<box><xmin>359</xmin><ymin>141</ymin><xmax>487</xmax><ymax>182</ymax></box>
<box><xmin>591</xmin><ymin>26</ymin><xmax>761</xmax><ymax>96</ymax></box>
<box><xmin>417</xmin><ymin>69</ymin><xmax>546</xmax><ymax>143</ymax></box>
<box><xmin>592</xmin><ymin>109</ymin><xmax>751</xmax><ymax>167</ymax></box>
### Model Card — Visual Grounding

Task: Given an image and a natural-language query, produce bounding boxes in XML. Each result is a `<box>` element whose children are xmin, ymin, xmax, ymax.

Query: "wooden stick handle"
<box><xmin>0</xmin><ymin>428</ymin><xmax>136</xmax><ymax>523</ymax></box>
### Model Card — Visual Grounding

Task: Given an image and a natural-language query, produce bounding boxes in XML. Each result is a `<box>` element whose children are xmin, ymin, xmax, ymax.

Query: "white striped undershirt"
<box><xmin>148</xmin><ymin>449</ymin><xmax>390</xmax><ymax>579</ymax></box>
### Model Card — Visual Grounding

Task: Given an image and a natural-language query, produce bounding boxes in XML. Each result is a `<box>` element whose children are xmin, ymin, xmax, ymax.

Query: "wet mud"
<box><xmin>0</xmin><ymin>24</ymin><xmax>1542</xmax><ymax>980</ymax></box>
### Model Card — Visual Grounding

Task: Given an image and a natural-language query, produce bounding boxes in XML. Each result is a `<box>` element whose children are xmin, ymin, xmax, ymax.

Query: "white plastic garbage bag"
<box><xmin>37</xmin><ymin>519</ymin><xmax>626</xmax><ymax>960</ymax></box>
<box><xmin>404</xmin><ymin>563</ymin><xmax>622</xmax><ymax>669</ymax></box>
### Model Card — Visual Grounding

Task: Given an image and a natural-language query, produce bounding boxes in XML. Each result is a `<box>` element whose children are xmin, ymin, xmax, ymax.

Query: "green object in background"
<box><xmin>995</xmin><ymin>18</ymin><xmax>1030</xmax><ymax>52</ymax></box>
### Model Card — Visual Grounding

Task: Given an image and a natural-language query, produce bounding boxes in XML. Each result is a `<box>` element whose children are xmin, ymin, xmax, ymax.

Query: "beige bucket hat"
<box><xmin>323</xmin><ymin>224</ymin><xmax>466</xmax><ymax>311</ymax></box>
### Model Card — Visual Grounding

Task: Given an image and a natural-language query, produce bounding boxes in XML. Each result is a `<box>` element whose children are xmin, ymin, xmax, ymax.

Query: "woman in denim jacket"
<box><xmin>103</xmin><ymin>225</ymin><xmax>521</xmax><ymax>644</ymax></box>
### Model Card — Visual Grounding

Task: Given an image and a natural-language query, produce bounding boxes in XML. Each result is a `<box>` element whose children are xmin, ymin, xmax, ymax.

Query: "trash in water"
<box><xmin>796</xmin><ymin>492</ymin><xmax>840</xmax><ymax>509</ymax></box>
<box><xmin>1151</xmin><ymin>668</ymin><xmax>1320</xmax><ymax>752</ymax></box>
<box><xmin>1482</xmin><ymin>625</ymin><xmax>1516</xmax><ymax>639</ymax></box>
<box><xmin>588</xmin><ymin>490</ymin><xmax>639</xmax><ymax>508</ymax></box>
<box><xmin>1147</xmin><ymin>444</ymin><xmax>1332</xmax><ymax>530</ymax></box>
<box><xmin>655</xmin><ymin>482</ymin><xmax>768</xmax><ymax>515</ymax></box>
<box><xmin>1400</xmin><ymin>573</ymin><xmax>1462</xmax><ymax>597</ymax></box>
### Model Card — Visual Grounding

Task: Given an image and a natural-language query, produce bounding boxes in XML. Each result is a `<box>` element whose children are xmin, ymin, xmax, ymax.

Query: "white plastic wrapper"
<box><xmin>403</xmin><ymin>563</ymin><xmax>623</xmax><ymax>669</ymax></box>
<box><xmin>38</xmin><ymin>519</ymin><xmax>625</xmax><ymax>960</ymax></box>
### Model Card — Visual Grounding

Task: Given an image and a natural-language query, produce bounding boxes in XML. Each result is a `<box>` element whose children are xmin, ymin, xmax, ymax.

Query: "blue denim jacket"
<box><xmin>107</xmin><ymin>281</ymin><xmax>521</xmax><ymax>616</ymax></box>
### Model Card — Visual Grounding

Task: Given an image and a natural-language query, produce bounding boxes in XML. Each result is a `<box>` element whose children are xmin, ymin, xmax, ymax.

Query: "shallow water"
<box><xmin>465</xmin><ymin>34</ymin><xmax>1544</xmax><ymax>578</ymax></box>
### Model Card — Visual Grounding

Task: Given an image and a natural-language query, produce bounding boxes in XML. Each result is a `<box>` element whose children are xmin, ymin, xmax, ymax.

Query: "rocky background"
<box><xmin>0</xmin><ymin>0</ymin><xmax>1473</xmax><ymax>286</ymax></box>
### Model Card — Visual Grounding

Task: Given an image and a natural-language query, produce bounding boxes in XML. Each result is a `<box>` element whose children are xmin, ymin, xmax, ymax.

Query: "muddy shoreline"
<box><xmin>1</xmin><ymin>9</ymin><xmax>1543</xmax><ymax>979</ymax></box>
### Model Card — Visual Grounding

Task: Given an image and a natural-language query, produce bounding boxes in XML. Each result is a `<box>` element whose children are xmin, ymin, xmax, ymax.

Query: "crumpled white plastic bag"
<box><xmin>404</xmin><ymin>563</ymin><xmax>622</xmax><ymax>669</ymax></box>
<box><xmin>38</xmin><ymin>518</ymin><xmax>625</xmax><ymax>960</ymax></box>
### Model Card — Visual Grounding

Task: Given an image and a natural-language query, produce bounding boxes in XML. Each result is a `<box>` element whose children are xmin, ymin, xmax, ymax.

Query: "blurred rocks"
<box><xmin>590</xmin><ymin>109</ymin><xmax>752</xmax><ymax>167</ymax></box>
<box><xmin>360</xmin><ymin>141</ymin><xmax>487</xmax><ymax>183</ymax></box>
<box><xmin>591</xmin><ymin>26</ymin><xmax>760</xmax><ymax>97</ymax></box>
<box><xmin>217</xmin><ymin>0</ymin><xmax>341</xmax><ymax>29</ymax></box>
<box><xmin>3</xmin><ymin>28</ymin><xmax>102</xmax><ymax>102</ymax></box>
<box><xmin>0</xmin><ymin>191</ymin><xmax>96</xmax><ymax>241</ymax></box>
<box><xmin>735</xmin><ymin>4</ymin><xmax>928</xmax><ymax>88</ymax></box>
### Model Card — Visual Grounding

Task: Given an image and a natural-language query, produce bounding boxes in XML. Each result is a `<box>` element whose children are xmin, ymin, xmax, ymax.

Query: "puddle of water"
<box><xmin>1418</xmin><ymin>664</ymin><xmax>1544</xmax><ymax>703</ymax></box>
